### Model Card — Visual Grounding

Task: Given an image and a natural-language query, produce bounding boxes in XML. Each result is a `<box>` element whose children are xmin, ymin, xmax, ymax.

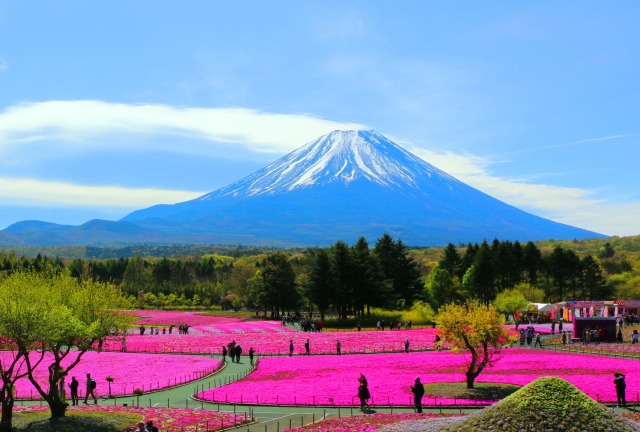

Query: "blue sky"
<box><xmin>0</xmin><ymin>1</ymin><xmax>638</xmax><ymax>236</ymax></box>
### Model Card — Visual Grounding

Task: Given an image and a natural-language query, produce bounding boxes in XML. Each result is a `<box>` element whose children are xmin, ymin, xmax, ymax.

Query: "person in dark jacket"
<box><xmin>357</xmin><ymin>374</ymin><xmax>370</xmax><ymax>411</ymax></box>
<box><xmin>69</xmin><ymin>376</ymin><xmax>79</xmax><ymax>406</ymax></box>
<box><xmin>614</xmin><ymin>372</ymin><xmax>627</xmax><ymax>407</ymax></box>
<box><xmin>411</xmin><ymin>377</ymin><xmax>425</xmax><ymax>413</ymax></box>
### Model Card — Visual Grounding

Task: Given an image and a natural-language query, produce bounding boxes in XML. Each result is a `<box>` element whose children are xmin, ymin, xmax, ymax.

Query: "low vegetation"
<box><xmin>7</xmin><ymin>410</ymin><xmax>140</xmax><ymax>432</ymax></box>
<box><xmin>422</xmin><ymin>382</ymin><xmax>521</xmax><ymax>401</ymax></box>
<box><xmin>444</xmin><ymin>377</ymin><xmax>640</xmax><ymax>432</ymax></box>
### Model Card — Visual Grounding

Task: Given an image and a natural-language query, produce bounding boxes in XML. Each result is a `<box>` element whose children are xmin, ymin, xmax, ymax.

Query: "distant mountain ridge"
<box><xmin>2</xmin><ymin>130</ymin><xmax>604</xmax><ymax>246</ymax></box>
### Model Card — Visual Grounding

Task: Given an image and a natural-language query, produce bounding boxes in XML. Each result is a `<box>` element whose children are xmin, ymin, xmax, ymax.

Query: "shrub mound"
<box><xmin>443</xmin><ymin>376</ymin><xmax>639</xmax><ymax>432</ymax></box>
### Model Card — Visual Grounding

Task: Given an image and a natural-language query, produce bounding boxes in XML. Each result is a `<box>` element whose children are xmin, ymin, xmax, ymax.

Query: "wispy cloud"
<box><xmin>0</xmin><ymin>176</ymin><xmax>204</xmax><ymax>209</ymax></box>
<box><xmin>496</xmin><ymin>134</ymin><xmax>637</xmax><ymax>156</ymax></box>
<box><xmin>0</xmin><ymin>100</ymin><xmax>365</xmax><ymax>155</ymax></box>
<box><xmin>410</xmin><ymin>146</ymin><xmax>638</xmax><ymax>236</ymax></box>
<box><xmin>0</xmin><ymin>59</ymin><xmax>7</xmax><ymax>71</ymax></box>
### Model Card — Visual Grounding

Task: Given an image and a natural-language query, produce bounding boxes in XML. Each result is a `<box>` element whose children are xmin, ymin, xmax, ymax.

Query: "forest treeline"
<box><xmin>0</xmin><ymin>235</ymin><xmax>639</xmax><ymax>317</ymax></box>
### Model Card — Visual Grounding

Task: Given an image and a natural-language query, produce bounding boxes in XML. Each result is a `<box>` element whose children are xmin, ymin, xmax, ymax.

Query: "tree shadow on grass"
<box><xmin>19</xmin><ymin>414</ymin><xmax>139</xmax><ymax>432</ymax></box>
<box><xmin>423</xmin><ymin>382</ymin><xmax>521</xmax><ymax>401</ymax></box>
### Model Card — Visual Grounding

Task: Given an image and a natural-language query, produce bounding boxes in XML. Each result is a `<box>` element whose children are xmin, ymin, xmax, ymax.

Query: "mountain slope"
<box><xmin>121</xmin><ymin>130</ymin><xmax>603</xmax><ymax>246</ymax></box>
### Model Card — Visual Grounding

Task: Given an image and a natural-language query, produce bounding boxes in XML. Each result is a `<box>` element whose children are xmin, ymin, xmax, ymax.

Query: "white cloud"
<box><xmin>410</xmin><ymin>146</ymin><xmax>640</xmax><ymax>237</ymax></box>
<box><xmin>0</xmin><ymin>176</ymin><xmax>204</xmax><ymax>209</ymax></box>
<box><xmin>0</xmin><ymin>100</ymin><xmax>365</xmax><ymax>155</ymax></box>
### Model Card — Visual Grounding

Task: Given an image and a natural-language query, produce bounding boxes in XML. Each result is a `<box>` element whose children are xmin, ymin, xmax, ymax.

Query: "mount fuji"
<box><xmin>2</xmin><ymin>130</ymin><xmax>604</xmax><ymax>246</ymax></box>
<box><xmin>115</xmin><ymin>130</ymin><xmax>602</xmax><ymax>246</ymax></box>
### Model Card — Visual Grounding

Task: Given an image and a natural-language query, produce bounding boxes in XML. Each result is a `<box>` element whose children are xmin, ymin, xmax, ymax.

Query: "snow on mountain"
<box><xmin>201</xmin><ymin>130</ymin><xmax>456</xmax><ymax>199</ymax></box>
<box><xmin>2</xmin><ymin>129</ymin><xmax>605</xmax><ymax>246</ymax></box>
<box><xmin>115</xmin><ymin>129</ymin><xmax>603</xmax><ymax>246</ymax></box>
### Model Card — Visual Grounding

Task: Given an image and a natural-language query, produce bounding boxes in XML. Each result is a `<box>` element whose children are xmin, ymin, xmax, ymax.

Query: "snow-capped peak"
<box><xmin>202</xmin><ymin>130</ymin><xmax>452</xmax><ymax>199</ymax></box>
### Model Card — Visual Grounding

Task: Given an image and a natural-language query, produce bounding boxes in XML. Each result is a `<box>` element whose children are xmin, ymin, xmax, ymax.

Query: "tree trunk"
<box><xmin>0</xmin><ymin>397</ymin><xmax>14</xmax><ymax>432</ymax></box>
<box><xmin>465</xmin><ymin>371</ymin><xmax>476</xmax><ymax>389</ymax></box>
<box><xmin>48</xmin><ymin>397</ymin><xmax>68</xmax><ymax>418</ymax></box>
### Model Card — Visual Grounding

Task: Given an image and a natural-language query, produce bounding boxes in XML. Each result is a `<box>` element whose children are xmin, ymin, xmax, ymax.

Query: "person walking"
<box><xmin>69</xmin><ymin>376</ymin><xmax>79</xmax><ymax>406</ymax></box>
<box><xmin>614</xmin><ymin>372</ymin><xmax>627</xmax><ymax>407</ymax></box>
<box><xmin>534</xmin><ymin>332</ymin><xmax>543</xmax><ymax>348</ymax></box>
<box><xmin>562</xmin><ymin>332</ymin><xmax>567</xmax><ymax>345</ymax></box>
<box><xmin>304</xmin><ymin>339</ymin><xmax>310</xmax><ymax>356</ymax></box>
<box><xmin>249</xmin><ymin>347</ymin><xmax>255</xmax><ymax>366</ymax></box>
<box><xmin>434</xmin><ymin>335</ymin><xmax>442</xmax><ymax>351</ymax></box>
<box><xmin>222</xmin><ymin>345</ymin><xmax>227</xmax><ymax>362</ymax></box>
<box><xmin>235</xmin><ymin>344</ymin><xmax>242</xmax><ymax>363</ymax></box>
<box><xmin>404</xmin><ymin>338</ymin><xmax>410</xmax><ymax>353</ymax></box>
<box><xmin>83</xmin><ymin>373</ymin><xmax>97</xmax><ymax>405</ymax></box>
<box><xmin>411</xmin><ymin>377</ymin><xmax>425</xmax><ymax>413</ymax></box>
<box><xmin>336</xmin><ymin>340</ymin><xmax>342</xmax><ymax>355</ymax></box>
<box><xmin>357</xmin><ymin>374</ymin><xmax>370</xmax><ymax>412</ymax></box>
<box><xmin>289</xmin><ymin>340</ymin><xmax>294</xmax><ymax>356</ymax></box>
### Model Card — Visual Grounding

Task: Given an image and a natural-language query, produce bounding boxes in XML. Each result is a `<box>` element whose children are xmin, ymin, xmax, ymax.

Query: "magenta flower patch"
<box><xmin>196</xmin><ymin>349</ymin><xmax>640</xmax><ymax>405</ymax></box>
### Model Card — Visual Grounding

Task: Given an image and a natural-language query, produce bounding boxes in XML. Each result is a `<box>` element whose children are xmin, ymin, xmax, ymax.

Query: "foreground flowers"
<box><xmin>286</xmin><ymin>412</ymin><xmax>460</xmax><ymax>432</ymax></box>
<box><xmin>13</xmin><ymin>404</ymin><xmax>250</xmax><ymax>431</ymax></box>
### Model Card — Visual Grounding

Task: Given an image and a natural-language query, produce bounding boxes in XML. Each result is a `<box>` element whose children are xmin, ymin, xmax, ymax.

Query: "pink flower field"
<box><xmin>1</xmin><ymin>351</ymin><xmax>221</xmax><ymax>399</ymax></box>
<box><xmin>104</xmin><ymin>328</ymin><xmax>441</xmax><ymax>355</ymax></box>
<box><xmin>128</xmin><ymin>310</ymin><xmax>297</xmax><ymax>334</ymax></box>
<box><xmin>195</xmin><ymin>349</ymin><xmax>640</xmax><ymax>406</ymax></box>
<box><xmin>129</xmin><ymin>310</ymin><xmax>243</xmax><ymax>328</ymax></box>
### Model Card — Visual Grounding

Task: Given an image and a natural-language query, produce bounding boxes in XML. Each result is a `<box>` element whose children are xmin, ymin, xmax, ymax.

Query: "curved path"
<box><xmin>89</xmin><ymin>354</ymin><xmax>468</xmax><ymax>431</ymax></box>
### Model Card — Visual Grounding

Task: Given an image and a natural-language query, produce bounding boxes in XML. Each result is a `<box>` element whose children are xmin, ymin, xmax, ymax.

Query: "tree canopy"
<box><xmin>436</xmin><ymin>302</ymin><xmax>516</xmax><ymax>389</ymax></box>
<box><xmin>0</xmin><ymin>270</ymin><xmax>131</xmax><ymax>429</ymax></box>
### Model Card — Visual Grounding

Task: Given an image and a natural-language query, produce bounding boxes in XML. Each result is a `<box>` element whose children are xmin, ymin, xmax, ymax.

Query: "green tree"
<box><xmin>0</xmin><ymin>271</ymin><xmax>131</xmax><ymax>428</ymax></box>
<box><xmin>374</xmin><ymin>234</ymin><xmax>423</xmax><ymax>307</ymax></box>
<box><xmin>351</xmin><ymin>237</ymin><xmax>382</xmax><ymax>319</ymax></box>
<box><xmin>597</xmin><ymin>242</ymin><xmax>615</xmax><ymax>259</ymax></box>
<box><xmin>306</xmin><ymin>249</ymin><xmax>335</xmax><ymax>321</ymax></box>
<box><xmin>462</xmin><ymin>241</ymin><xmax>496</xmax><ymax>305</ymax></box>
<box><xmin>436</xmin><ymin>302</ymin><xmax>515</xmax><ymax>389</ymax></box>
<box><xmin>513</xmin><ymin>282</ymin><xmax>545</xmax><ymax>303</ymax></box>
<box><xmin>258</xmin><ymin>253</ymin><xmax>298</xmax><ymax>317</ymax></box>
<box><xmin>580</xmin><ymin>256</ymin><xmax>610</xmax><ymax>300</ymax></box>
<box><xmin>545</xmin><ymin>247</ymin><xmax>581</xmax><ymax>301</ymax></box>
<box><xmin>439</xmin><ymin>243</ymin><xmax>462</xmax><ymax>278</ymax></box>
<box><xmin>331</xmin><ymin>241</ymin><xmax>354</xmax><ymax>319</ymax></box>
<box><xmin>426</xmin><ymin>267</ymin><xmax>459</xmax><ymax>311</ymax></box>
<box><xmin>494</xmin><ymin>288</ymin><xmax>530</xmax><ymax>322</ymax></box>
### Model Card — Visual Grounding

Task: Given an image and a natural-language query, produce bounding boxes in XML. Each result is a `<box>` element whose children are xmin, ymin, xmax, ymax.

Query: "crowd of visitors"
<box><xmin>138</xmin><ymin>324</ymin><xmax>190</xmax><ymax>335</ymax></box>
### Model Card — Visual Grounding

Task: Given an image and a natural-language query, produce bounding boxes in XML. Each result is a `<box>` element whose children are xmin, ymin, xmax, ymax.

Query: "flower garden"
<box><xmin>2</xmin><ymin>351</ymin><xmax>221</xmax><ymax>399</ymax></box>
<box><xmin>7</xmin><ymin>310</ymin><xmax>640</xmax><ymax>431</ymax></box>
<box><xmin>103</xmin><ymin>311</ymin><xmax>441</xmax><ymax>355</ymax></box>
<box><xmin>11</xmin><ymin>404</ymin><xmax>249</xmax><ymax>432</ymax></box>
<box><xmin>195</xmin><ymin>349</ymin><xmax>640</xmax><ymax>406</ymax></box>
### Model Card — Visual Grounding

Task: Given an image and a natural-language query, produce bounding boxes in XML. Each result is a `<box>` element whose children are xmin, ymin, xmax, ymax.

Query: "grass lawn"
<box><xmin>9</xmin><ymin>410</ymin><xmax>141</xmax><ymax>432</ymax></box>
<box><xmin>422</xmin><ymin>382</ymin><xmax>521</xmax><ymax>400</ymax></box>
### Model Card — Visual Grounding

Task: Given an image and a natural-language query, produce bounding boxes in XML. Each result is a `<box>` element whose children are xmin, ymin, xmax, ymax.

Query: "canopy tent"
<box><xmin>531</xmin><ymin>303</ymin><xmax>554</xmax><ymax>313</ymax></box>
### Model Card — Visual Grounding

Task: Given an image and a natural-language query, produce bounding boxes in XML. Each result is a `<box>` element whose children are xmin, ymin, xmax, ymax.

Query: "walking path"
<box><xmin>108</xmin><ymin>356</ymin><xmax>470</xmax><ymax>431</ymax></box>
